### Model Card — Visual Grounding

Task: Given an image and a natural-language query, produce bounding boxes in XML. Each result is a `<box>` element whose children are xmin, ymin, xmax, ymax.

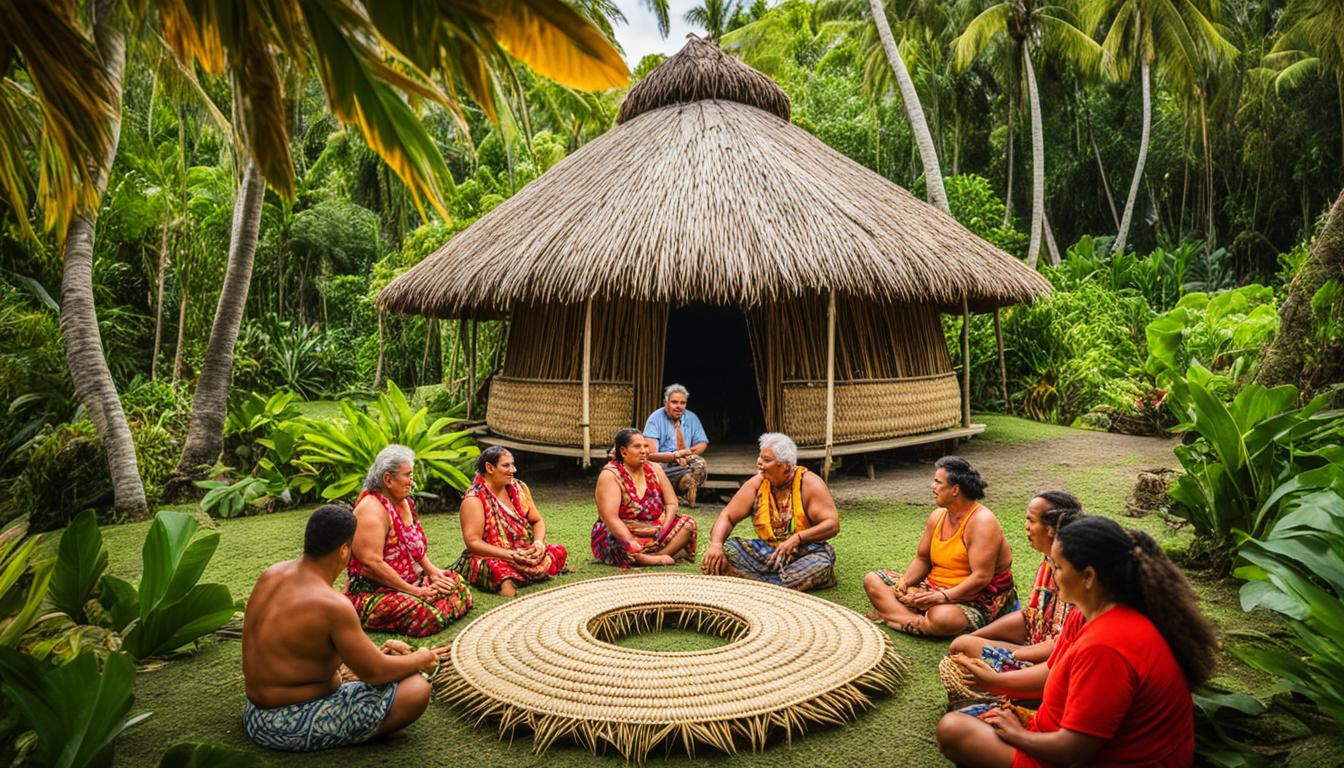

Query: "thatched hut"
<box><xmin>379</xmin><ymin>35</ymin><xmax>1050</xmax><ymax>472</ymax></box>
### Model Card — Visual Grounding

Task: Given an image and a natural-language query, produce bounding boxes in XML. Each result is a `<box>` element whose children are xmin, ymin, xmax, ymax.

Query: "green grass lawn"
<box><xmin>102</xmin><ymin>416</ymin><xmax>1343</xmax><ymax>766</ymax></box>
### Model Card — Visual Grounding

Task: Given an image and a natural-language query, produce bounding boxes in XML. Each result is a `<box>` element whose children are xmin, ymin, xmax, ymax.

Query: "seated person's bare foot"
<box><xmin>499</xmin><ymin>579</ymin><xmax>518</xmax><ymax>597</ymax></box>
<box><xmin>632</xmin><ymin>552</ymin><xmax>676</xmax><ymax>567</ymax></box>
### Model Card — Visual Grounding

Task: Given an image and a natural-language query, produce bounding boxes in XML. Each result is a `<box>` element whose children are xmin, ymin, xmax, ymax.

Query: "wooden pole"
<box><xmin>961</xmin><ymin>295</ymin><xmax>971</xmax><ymax>428</ymax></box>
<box><xmin>994</xmin><ymin>307</ymin><xmax>1008</xmax><ymax>411</ymax></box>
<box><xmin>581</xmin><ymin>297</ymin><xmax>593</xmax><ymax>469</ymax></box>
<box><xmin>824</xmin><ymin>290</ymin><xmax>837</xmax><ymax>480</ymax></box>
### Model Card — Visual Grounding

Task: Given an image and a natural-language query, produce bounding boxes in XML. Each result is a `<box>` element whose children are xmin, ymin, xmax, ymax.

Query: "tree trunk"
<box><xmin>869</xmin><ymin>0</ymin><xmax>948</xmax><ymax>213</ymax></box>
<box><xmin>172</xmin><ymin>286</ymin><xmax>187</xmax><ymax>383</ymax></box>
<box><xmin>1024</xmin><ymin>46</ymin><xmax>1045</xmax><ymax>267</ymax></box>
<box><xmin>59</xmin><ymin>2</ymin><xmax>147</xmax><ymax>519</ymax></box>
<box><xmin>1004</xmin><ymin>51</ymin><xmax>1018</xmax><ymax>227</ymax></box>
<box><xmin>1198</xmin><ymin>92</ymin><xmax>1215</xmax><ymax>248</ymax></box>
<box><xmin>151</xmin><ymin>213</ymin><xmax>170</xmax><ymax>378</ymax></box>
<box><xmin>1113</xmin><ymin>50</ymin><xmax>1151</xmax><ymax>256</ymax></box>
<box><xmin>1255</xmin><ymin>187</ymin><xmax>1344</xmax><ymax>392</ymax></box>
<box><xmin>168</xmin><ymin>158</ymin><xmax>266</xmax><ymax>491</ymax></box>
<box><xmin>1084</xmin><ymin>97</ymin><xmax>1120</xmax><ymax>231</ymax></box>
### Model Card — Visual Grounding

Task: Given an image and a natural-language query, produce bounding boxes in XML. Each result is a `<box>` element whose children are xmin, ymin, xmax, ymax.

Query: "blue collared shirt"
<box><xmin>643</xmin><ymin>408</ymin><xmax>709</xmax><ymax>453</ymax></box>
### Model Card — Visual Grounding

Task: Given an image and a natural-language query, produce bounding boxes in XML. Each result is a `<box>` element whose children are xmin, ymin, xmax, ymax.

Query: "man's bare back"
<box><xmin>243</xmin><ymin>559</ymin><xmax>352</xmax><ymax>708</ymax></box>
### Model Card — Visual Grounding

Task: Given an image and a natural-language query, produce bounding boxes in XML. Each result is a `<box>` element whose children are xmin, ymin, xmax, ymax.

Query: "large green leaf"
<box><xmin>122</xmin><ymin>584</ymin><xmax>235</xmax><ymax>659</ymax></box>
<box><xmin>138</xmin><ymin>512</ymin><xmax>203</xmax><ymax>618</ymax></box>
<box><xmin>0</xmin><ymin>649</ymin><xmax>151</xmax><ymax>768</ymax></box>
<box><xmin>49</xmin><ymin>510</ymin><xmax>109</xmax><ymax>620</ymax></box>
<box><xmin>97</xmin><ymin>576</ymin><xmax>140</xmax><ymax>633</ymax></box>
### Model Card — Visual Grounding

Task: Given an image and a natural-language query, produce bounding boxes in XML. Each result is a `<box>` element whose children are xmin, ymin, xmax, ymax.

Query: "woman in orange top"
<box><xmin>864</xmin><ymin>456</ymin><xmax>1015</xmax><ymax>636</ymax></box>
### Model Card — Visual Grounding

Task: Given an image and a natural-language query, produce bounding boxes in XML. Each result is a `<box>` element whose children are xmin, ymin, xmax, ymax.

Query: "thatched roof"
<box><xmin>379</xmin><ymin>35</ymin><xmax>1051</xmax><ymax>318</ymax></box>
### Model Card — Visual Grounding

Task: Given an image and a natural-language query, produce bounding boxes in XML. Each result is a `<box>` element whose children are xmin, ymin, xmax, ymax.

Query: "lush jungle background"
<box><xmin>0</xmin><ymin>0</ymin><xmax>1342</xmax><ymax>766</ymax></box>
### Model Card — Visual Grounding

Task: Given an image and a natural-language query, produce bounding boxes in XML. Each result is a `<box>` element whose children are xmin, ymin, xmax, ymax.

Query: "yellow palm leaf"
<box><xmin>0</xmin><ymin>0</ymin><xmax>118</xmax><ymax>235</ymax></box>
<box><xmin>465</xmin><ymin>0</ymin><xmax>629</xmax><ymax>91</ymax></box>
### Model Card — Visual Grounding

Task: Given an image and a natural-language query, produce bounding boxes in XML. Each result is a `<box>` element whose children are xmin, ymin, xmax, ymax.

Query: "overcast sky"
<box><xmin>612</xmin><ymin>1</ymin><xmax>706</xmax><ymax>65</ymax></box>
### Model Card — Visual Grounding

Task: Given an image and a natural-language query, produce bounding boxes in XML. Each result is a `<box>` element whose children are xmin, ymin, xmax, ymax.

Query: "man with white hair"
<box><xmin>643</xmin><ymin>383</ymin><xmax>709</xmax><ymax>507</ymax></box>
<box><xmin>700</xmin><ymin>432</ymin><xmax>839</xmax><ymax>591</ymax></box>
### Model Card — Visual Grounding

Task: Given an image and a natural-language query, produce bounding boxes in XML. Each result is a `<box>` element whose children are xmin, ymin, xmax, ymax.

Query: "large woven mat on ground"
<box><xmin>433</xmin><ymin>573</ymin><xmax>908</xmax><ymax>761</ymax></box>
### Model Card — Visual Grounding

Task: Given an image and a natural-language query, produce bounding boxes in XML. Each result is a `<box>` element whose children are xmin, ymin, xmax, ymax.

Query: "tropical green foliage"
<box><xmin>1145</xmin><ymin>286</ymin><xmax>1282</xmax><ymax>399</ymax></box>
<box><xmin>298</xmin><ymin>382</ymin><xmax>478</xmax><ymax>501</ymax></box>
<box><xmin>0</xmin><ymin>649</ymin><xmax>150</xmax><ymax>768</ymax></box>
<box><xmin>48</xmin><ymin>511</ymin><xmax>109</xmax><ymax>623</ymax></box>
<box><xmin>1235</xmin><ymin>482</ymin><xmax>1344</xmax><ymax>728</ymax></box>
<box><xmin>0</xmin><ymin>520</ymin><xmax>53</xmax><ymax>649</ymax></box>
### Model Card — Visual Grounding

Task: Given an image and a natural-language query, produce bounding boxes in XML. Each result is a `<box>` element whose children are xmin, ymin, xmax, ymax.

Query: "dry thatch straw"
<box><xmin>379</xmin><ymin>35</ymin><xmax>1050</xmax><ymax>319</ymax></box>
<box><xmin>433</xmin><ymin>573</ymin><xmax>908</xmax><ymax>762</ymax></box>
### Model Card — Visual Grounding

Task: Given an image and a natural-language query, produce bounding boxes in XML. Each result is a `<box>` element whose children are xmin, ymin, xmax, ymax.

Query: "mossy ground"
<box><xmin>103</xmin><ymin>415</ymin><xmax>1343</xmax><ymax>766</ymax></box>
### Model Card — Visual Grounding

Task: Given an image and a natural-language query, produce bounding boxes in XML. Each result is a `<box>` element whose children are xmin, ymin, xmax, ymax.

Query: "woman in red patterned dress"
<box><xmin>345</xmin><ymin>445</ymin><xmax>472</xmax><ymax>637</ymax></box>
<box><xmin>453</xmin><ymin>446</ymin><xmax>568</xmax><ymax>596</ymax></box>
<box><xmin>592</xmin><ymin>428</ymin><xmax>698</xmax><ymax>567</ymax></box>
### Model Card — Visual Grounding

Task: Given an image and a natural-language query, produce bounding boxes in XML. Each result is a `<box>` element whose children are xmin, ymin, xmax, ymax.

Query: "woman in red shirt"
<box><xmin>935</xmin><ymin>516</ymin><xmax>1218</xmax><ymax>767</ymax></box>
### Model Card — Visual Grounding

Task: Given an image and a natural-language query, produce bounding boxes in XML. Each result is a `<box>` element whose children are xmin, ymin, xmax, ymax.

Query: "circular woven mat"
<box><xmin>434</xmin><ymin>573</ymin><xmax>907</xmax><ymax>761</ymax></box>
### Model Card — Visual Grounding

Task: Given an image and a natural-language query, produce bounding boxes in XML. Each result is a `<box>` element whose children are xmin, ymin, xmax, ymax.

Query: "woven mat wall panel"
<box><xmin>487</xmin><ymin>376</ymin><xmax>633</xmax><ymax>446</ymax></box>
<box><xmin>435</xmin><ymin>573</ymin><xmax>906</xmax><ymax>761</ymax></box>
<box><xmin>780</xmin><ymin>374</ymin><xmax>961</xmax><ymax>445</ymax></box>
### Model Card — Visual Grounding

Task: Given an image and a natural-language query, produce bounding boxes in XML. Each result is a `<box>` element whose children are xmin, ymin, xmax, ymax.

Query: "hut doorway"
<box><xmin>662</xmin><ymin>303</ymin><xmax>765</xmax><ymax>445</ymax></box>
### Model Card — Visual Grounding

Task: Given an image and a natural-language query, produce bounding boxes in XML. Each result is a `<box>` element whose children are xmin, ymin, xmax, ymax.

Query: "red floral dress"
<box><xmin>590</xmin><ymin>460</ymin><xmax>697</xmax><ymax>567</ymax></box>
<box><xmin>452</xmin><ymin>477</ymin><xmax>568</xmax><ymax>593</ymax></box>
<box><xmin>345</xmin><ymin>490</ymin><xmax>471</xmax><ymax>637</ymax></box>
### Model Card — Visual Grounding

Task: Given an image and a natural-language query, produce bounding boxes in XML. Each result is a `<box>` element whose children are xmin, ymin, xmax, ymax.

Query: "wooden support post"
<box><xmin>581</xmin><ymin>297</ymin><xmax>593</xmax><ymax>469</ymax></box>
<box><xmin>824</xmin><ymin>290</ymin><xmax>837</xmax><ymax>480</ymax></box>
<box><xmin>994</xmin><ymin>307</ymin><xmax>1008</xmax><ymax>411</ymax></box>
<box><xmin>961</xmin><ymin>295</ymin><xmax>971</xmax><ymax>428</ymax></box>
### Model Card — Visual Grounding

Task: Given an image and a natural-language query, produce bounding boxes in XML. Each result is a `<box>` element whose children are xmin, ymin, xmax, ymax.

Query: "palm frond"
<box><xmin>951</xmin><ymin>3</ymin><xmax>1011</xmax><ymax>72</ymax></box>
<box><xmin>483</xmin><ymin>0</ymin><xmax>629</xmax><ymax>91</ymax></box>
<box><xmin>0</xmin><ymin>0</ymin><xmax>119</xmax><ymax>235</ymax></box>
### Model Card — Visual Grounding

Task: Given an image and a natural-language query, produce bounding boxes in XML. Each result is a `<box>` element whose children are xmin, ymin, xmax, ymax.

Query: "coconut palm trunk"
<box><xmin>170</xmin><ymin>158</ymin><xmax>266</xmax><ymax>485</ymax></box>
<box><xmin>868</xmin><ymin>0</ymin><xmax>948</xmax><ymax>213</ymax></box>
<box><xmin>1024</xmin><ymin>45</ymin><xmax>1045</xmax><ymax>266</ymax></box>
<box><xmin>1256</xmin><ymin>186</ymin><xmax>1344</xmax><ymax>391</ymax></box>
<box><xmin>1113</xmin><ymin>47</ymin><xmax>1151</xmax><ymax>254</ymax></box>
<box><xmin>59</xmin><ymin>1</ymin><xmax>148</xmax><ymax>519</ymax></box>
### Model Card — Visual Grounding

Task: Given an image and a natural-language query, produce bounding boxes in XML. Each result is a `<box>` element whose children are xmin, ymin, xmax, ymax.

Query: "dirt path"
<box><xmin>829</xmin><ymin>430</ymin><xmax>1180</xmax><ymax>507</ymax></box>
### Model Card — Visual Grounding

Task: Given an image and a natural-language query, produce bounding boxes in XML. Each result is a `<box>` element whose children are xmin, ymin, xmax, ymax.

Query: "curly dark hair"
<box><xmin>1056</xmin><ymin>516</ymin><xmax>1218</xmax><ymax>687</ymax></box>
<box><xmin>934</xmin><ymin>456</ymin><xmax>987</xmax><ymax>500</ymax></box>
<box><xmin>1033</xmin><ymin>489</ymin><xmax>1084</xmax><ymax>531</ymax></box>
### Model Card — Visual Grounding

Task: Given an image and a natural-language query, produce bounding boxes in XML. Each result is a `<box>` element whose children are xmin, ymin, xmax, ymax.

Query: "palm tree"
<box><xmin>1082</xmin><ymin>0</ymin><xmax>1236</xmax><ymax>255</ymax></box>
<box><xmin>954</xmin><ymin>0</ymin><xmax>1102</xmax><ymax>266</ymax></box>
<box><xmin>56</xmin><ymin>0</ymin><xmax>148</xmax><ymax>517</ymax></box>
<box><xmin>868</xmin><ymin>0</ymin><xmax>950</xmax><ymax>213</ymax></box>
<box><xmin>1261</xmin><ymin>0</ymin><xmax>1344</xmax><ymax>174</ymax></box>
<box><xmin>6</xmin><ymin>0</ymin><xmax>630</xmax><ymax>509</ymax></box>
<box><xmin>685</xmin><ymin>0</ymin><xmax>741</xmax><ymax>42</ymax></box>
<box><xmin>168</xmin><ymin>1</ymin><xmax>632</xmax><ymax>485</ymax></box>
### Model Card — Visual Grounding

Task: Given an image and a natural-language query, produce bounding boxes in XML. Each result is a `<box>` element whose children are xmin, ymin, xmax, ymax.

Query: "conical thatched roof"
<box><xmin>379</xmin><ymin>35</ymin><xmax>1050</xmax><ymax>318</ymax></box>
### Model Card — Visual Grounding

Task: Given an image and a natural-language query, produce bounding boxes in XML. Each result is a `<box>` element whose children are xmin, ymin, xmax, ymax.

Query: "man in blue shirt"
<box><xmin>643</xmin><ymin>383</ymin><xmax>709</xmax><ymax>507</ymax></box>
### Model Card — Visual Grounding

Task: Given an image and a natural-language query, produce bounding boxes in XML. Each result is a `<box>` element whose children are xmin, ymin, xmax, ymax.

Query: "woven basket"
<box><xmin>434</xmin><ymin>573</ymin><xmax>907</xmax><ymax>761</ymax></box>
<box><xmin>780</xmin><ymin>374</ymin><xmax>961</xmax><ymax>445</ymax></box>
<box><xmin>487</xmin><ymin>376</ymin><xmax>634</xmax><ymax>447</ymax></box>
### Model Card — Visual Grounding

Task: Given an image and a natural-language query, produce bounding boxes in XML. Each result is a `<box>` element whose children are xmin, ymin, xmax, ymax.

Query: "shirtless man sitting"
<box><xmin>242</xmin><ymin>504</ymin><xmax>448</xmax><ymax>751</ymax></box>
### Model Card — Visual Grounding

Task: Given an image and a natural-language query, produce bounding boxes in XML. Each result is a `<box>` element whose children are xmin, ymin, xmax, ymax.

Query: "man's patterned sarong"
<box><xmin>243</xmin><ymin>680</ymin><xmax>397</xmax><ymax>752</ymax></box>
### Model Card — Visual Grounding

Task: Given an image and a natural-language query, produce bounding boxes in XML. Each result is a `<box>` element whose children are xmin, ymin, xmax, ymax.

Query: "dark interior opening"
<box><xmin>661</xmin><ymin>303</ymin><xmax>765</xmax><ymax>445</ymax></box>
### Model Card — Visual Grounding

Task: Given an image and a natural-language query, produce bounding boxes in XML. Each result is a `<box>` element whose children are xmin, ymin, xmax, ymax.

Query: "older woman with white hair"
<box><xmin>344</xmin><ymin>444</ymin><xmax>472</xmax><ymax>636</ymax></box>
<box><xmin>700</xmin><ymin>433</ymin><xmax>839</xmax><ymax>592</ymax></box>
